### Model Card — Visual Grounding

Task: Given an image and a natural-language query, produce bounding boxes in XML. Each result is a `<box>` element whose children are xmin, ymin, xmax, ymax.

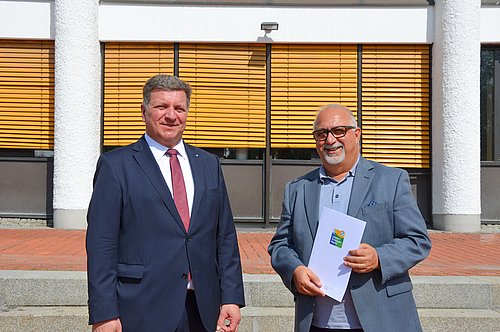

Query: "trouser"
<box><xmin>175</xmin><ymin>291</ymin><xmax>207</xmax><ymax>332</ymax></box>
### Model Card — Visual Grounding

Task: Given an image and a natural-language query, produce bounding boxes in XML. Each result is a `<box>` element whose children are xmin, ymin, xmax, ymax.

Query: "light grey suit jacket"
<box><xmin>268</xmin><ymin>157</ymin><xmax>431</xmax><ymax>332</ymax></box>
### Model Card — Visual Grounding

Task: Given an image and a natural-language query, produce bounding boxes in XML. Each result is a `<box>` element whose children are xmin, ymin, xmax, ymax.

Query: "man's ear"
<box><xmin>141</xmin><ymin>104</ymin><xmax>146</xmax><ymax>122</ymax></box>
<box><xmin>354</xmin><ymin>127</ymin><xmax>362</xmax><ymax>143</ymax></box>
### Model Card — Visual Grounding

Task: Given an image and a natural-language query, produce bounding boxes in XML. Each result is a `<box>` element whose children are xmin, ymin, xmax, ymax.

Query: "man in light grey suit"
<box><xmin>268</xmin><ymin>104</ymin><xmax>431</xmax><ymax>332</ymax></box>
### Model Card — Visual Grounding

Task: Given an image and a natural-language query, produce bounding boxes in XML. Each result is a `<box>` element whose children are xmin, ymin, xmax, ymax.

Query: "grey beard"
<box><xmin>323</xmin><ymin>144</ymin><xmax>345</xmax><ymax>165</ymax></box>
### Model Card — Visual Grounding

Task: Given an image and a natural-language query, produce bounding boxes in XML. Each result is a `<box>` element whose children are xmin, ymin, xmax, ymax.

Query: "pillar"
<box><xmin>432</xmin><ymin>0</ymin><xmax>481</xmax><ymax>232</ymax></box>
<box><xmin>53</xmin><ymin>0</ymin><xmax>101</xmax><ymax>229</ymax></box>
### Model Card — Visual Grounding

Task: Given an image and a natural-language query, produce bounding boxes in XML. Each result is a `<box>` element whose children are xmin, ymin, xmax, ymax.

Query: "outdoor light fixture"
<box><xmin>261</xmin><ymin>22</ymin><xmax>279</xmax><ymax>31</ymax></box>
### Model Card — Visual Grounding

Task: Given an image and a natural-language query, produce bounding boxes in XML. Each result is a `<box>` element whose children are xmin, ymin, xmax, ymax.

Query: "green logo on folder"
<box><xmin>330</xmin><ymin>228</ymin><xmax>345</xmax><ymax>248</ymax></box>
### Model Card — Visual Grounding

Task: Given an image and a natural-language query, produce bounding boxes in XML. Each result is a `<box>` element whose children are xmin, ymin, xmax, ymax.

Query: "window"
<box><xmin>270</xmin><ymin>44</ymin><xmax>358</xmax><ymax>149</ymax></box>
<box><xmin>102</xmin><ymin>42</ymin><xmax>431</xmax><ymax>168</ymax></box>
<box><xmin>103</xmin><ymin>42</ymin><xmax>174</xmax><ymax>147</ymax></box>
<box><xmin>480</xmin><ymin>48</ymin><xmax>499</xmax><ymax>162</ymax></box>
<box><xmin>180</xmin><ymin>43</ymin><xmax>267</xmax><ymax>149</ymax></box>
<box><xmin>361</xmin><ymin>44</ymin><xmax>430</xmax><ymax>168</ymax></box>
<box><xmin>0</xmin><ymin>40</ymin><xmax>54</xmax><ymax>149</ymax></box>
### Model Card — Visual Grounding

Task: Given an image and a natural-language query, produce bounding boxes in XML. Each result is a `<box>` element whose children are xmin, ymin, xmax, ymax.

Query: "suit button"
<box><xmin>182</xmin><ymin>273</ymin><xmax>188</xmax><ymax>279</ymax></box>
<box><xmin>186</xmin><ymin>237</ymin><xmax>192</xmax><ymax>242</ymax></box>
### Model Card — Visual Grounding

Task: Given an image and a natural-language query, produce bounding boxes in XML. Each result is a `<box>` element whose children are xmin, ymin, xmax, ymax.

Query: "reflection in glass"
<box><xmin>480</xmin><ymin>49</ymin><xmax>495</xmax><ymax>161</ymax></box>
<box><xmin>204</xmin><ymin>148</ymin><xmax>263</xmax><ymax>160</ymax></box>
<box><xmin>271</xmin><ymin>148</ymin><xmax>319</xmax><ymax>160</ymax></box>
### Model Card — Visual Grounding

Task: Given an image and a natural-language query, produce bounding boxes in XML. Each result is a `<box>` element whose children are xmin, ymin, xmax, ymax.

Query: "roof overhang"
<box><xmin>100</xmin><ymin>0</ymin><xmax>436</xmax><ymax>6</ymax></box>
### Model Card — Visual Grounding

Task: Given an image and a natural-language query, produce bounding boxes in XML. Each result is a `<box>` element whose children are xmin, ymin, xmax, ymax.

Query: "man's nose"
<box><xmin>325</xmin><ymin>131</ymin><xmax>338</xmax><ymax>144</ymax></box>
<box><xmin>162</xmin><ymin>106</ymin><xmax>176</xmax><ymax>119</ymax></box>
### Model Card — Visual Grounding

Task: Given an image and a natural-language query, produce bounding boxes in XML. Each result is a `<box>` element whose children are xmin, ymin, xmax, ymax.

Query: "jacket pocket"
<box><xmin>386</xmin><ymin>274</ymin><xmax>413</xmax><ymax>297</ymax></box>
<box><xmin>117</xmin><ymin>263</ymin><xmax>144</xmax><ymax>280</ymax></box>
<box><xmin>361</xmin><ymin>201</ymin><xmax>387</xmax><ymax>214</ymax></box>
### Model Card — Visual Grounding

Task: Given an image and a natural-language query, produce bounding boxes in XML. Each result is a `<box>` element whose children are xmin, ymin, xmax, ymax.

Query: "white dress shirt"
<box><xmin>144</xmin><ymin>134</ymin><xmax>194</xmax><ymax>215</ymax></box>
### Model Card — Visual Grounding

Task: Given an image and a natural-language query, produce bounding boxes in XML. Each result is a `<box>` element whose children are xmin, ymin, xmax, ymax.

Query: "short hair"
<box><xmin>142</xmin><ymin>75</ymin><xmax>192</xmax><ymax>109</ymax></box>
<box><xmin>313</xmin><ymin>104</ymin><xmax>358</xmax><ymax>130</ymax></box>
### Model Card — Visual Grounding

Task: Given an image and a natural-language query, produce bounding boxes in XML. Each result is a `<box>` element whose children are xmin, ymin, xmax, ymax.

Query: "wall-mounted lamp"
<box><xmin>261</xmin><ymin>22</ymin><xmax>279</xmax><ymax>31</ymax></box>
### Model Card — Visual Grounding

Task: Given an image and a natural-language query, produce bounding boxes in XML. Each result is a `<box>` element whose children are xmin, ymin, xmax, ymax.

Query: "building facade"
<box><xmin>0</xmin><ymin>0</ymin><xmax>499</xmax><ymax>231</ymax></box>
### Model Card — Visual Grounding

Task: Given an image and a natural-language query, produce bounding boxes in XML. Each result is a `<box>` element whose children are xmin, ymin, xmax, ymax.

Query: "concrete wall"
<box><xmin>99</xmin><ymin>5</ymin><xmax>432</xmax><ymax>43</ymax></box>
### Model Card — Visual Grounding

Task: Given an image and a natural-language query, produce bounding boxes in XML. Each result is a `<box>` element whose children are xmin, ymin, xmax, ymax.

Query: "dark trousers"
<box><xmin>176</xmin><ymin>291</ymin><xmax>208</xmax><ymax>332</ymax></box>
<box><xmin>310</xmin><ymin>326</ymin><xmax>364</xmax><ymax>332</ymax></box>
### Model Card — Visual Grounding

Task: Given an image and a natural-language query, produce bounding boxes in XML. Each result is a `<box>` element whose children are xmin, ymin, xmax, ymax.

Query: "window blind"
<box><xmin>361</xmin><ymin>44</ymin><xmax>430</xmax><ymax>168</ymax></box>
<box><xmin>0</xmin><ymin>40</ymin><xmax>54</xmax><ymax>149</ymax></box>
<box><xmin>179</xmin><ymin>43</ymin><xmax>267</xmax><ymax>148</ymax></box>
<box><xmin>103</xmin><ymin>42</ymin><xmax>174</xmax><ymax>146</ymax></box>
<box><xmin>270</xmin><ymin>44</ymin><xmax>358</xmax><ymax>148</ymax></box>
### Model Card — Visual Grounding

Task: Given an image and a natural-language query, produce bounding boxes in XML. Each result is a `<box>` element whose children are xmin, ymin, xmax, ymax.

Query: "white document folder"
<box><xmin>308</xmin><ymin>207</ymin><xmax>366</xmax><ymax>301</ymax></box>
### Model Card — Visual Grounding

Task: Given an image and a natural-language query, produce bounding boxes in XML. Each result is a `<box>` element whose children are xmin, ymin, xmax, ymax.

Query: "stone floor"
<box><xmin>0</xmin><ymin>226</ymin><xmax>498</xmax><ymax>276</ymax></box>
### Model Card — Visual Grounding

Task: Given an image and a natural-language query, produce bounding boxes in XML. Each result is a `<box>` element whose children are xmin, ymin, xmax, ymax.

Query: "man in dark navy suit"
<box><xmin>86</xmin><ymin>74</ymin><xmax>245</xmax><ymax>332</ymax></box>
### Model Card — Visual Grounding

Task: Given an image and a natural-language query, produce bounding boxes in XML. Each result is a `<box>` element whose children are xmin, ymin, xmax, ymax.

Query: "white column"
<box><xmin>432</xmin><ymin>0</ymin><xmax>481</xmax><ymax>232</ymax></box>
<box><xmin>53</xmin><ymin>0</ymin><xmax>101</xmax><ymax>229</ymax></box>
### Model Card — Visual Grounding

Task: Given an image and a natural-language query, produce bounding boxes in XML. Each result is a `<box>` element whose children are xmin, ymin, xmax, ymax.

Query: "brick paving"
<box><xmin>0</xmin><ymin>228</ymin><xmax>498</xmax><ymax>276</ymax></box>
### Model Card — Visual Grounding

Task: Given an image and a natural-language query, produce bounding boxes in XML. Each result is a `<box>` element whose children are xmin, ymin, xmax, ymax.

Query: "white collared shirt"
<box><xmin>144</xmin><ymin>134</ymin><xmax>194</xmax><ymax>215</ymax></box>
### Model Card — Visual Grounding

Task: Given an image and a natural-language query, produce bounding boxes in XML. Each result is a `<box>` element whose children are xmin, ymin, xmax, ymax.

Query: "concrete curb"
<box><xmin>1</xmin><ymin>271</ymin><xmax>499</xmax><ymax>332</ymax></box>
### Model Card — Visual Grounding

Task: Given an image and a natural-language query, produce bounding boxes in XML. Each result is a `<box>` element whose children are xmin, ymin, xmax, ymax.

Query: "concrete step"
<box><xmin>0</xmin><ymin>306</ymin><xmax>90</xmax><ymax>332</ymax></box>
<box><xmin>0</xmin><ymin>306</ymin><xmax>498</xmax><ymax>332</ymax></box>
<box><xmin>243</xmin><ymin>274</ymin><xmax>500</xmax><ymax>310</ymax></box>
<box><xmin>3</xmin><ymin>271</ymin><xmax>497</xmax><ymax>310</ymax></box>
<box><xmin>1</xmin><ymin>271</ymin><xmax>499</xmax><ymax>331</ymax></box>
<box><xmin>239</xmin><ymin>307</ymin><xmax>500</xmax><ymax>332</ymax></box>
<box><xmin>0</xmin><ymin>271</ymin><xmax>86</xmax><ymax>306</ymax></box>
<box><xmin>419</xmin><ymin>308</ymin><xmax>500</xmax><ymax>332</ymax></box>
<box><xmin>413</xmin><ymin>276</ymin><xmax>500</xmax><ymax>309</ymax></box>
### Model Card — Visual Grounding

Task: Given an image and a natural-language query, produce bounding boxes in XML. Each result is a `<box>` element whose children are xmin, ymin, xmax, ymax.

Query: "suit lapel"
<box><xmin>348</xmin><ymin>157</ymin><xmax>374</xmax><ymax>217</ymax></box>
<box><xmin>304</xmin><ymin>170</ymin><xmax>321</xmax><ymax>239</ymax></box>
<box><xmin>132</xmin><ymin>136</ymin><xmax>186</xmax><ymax>232</ymax></box>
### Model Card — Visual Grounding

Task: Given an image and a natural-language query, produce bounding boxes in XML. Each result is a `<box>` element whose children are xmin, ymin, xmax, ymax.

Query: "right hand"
<box><xmin>292</xmin><ymin>265</ymin><xmax>325</xmax><ymax>297</ymax></box>
<box><xmin>92</xmin><ymin>318</ymin><xmax>122</xmax><ymax>332</ymax></box>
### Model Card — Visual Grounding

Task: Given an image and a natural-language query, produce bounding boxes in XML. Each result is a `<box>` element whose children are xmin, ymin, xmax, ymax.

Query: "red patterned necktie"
<box><xmin>166</xmin><ymin>149</ymin><xmax>190</xmax><ymax>231</ymax></box>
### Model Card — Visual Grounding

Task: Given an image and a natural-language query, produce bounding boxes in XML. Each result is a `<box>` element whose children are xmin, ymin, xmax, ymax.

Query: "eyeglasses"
<box><xmin>312</xmin><ymin>126</ymin><xmax>356</xmax><ymax>141</ymax></box>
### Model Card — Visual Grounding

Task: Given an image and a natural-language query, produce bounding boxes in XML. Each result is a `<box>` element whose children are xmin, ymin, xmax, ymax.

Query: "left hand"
<box><xmin>216</xmin><ymin>304</ymin><xmax>241</xmax><ymax>332</ymax></box>
<box><xmin>343</xmin><ymin>243</ymin><xmax>380</xmax><ymax>273</ymax></box>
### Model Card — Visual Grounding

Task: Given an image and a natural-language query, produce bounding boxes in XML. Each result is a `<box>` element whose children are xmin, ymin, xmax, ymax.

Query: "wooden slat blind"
<box><xmin>271</xmin><ymin>44</ymin><xmax>358</xmax><ymax>148</ymax></box>
<box><xmin>361</xmin><ymin>44</ymin><xmax>430</xmax><ymax>168</ymax></box>
<box><xmin>179</xmin><ymin>43</ymin><xmax>266</xmax><ymax>148</ymax></box>
<box><xmin>103</xmin><ymin>42</ymin><xmax>174</xmax><ymax>146</ymax></box>
<box><xmin>0</xmin><ymin>40</ymin><xmax>54</xmax><ymax>149</ymax></box>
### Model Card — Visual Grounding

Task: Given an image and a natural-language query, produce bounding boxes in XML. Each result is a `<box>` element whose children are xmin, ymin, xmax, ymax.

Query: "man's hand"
<box><xmin>292</xmin><ymin>265</ymin><xmax>325</xmax><ymax>297</ymax></box>
<box><xmin>92</xmin><ymin>318</ymin><xmax>122</xmax><ymax>332</ymax></box>
<box><xmin>344</xmin><ymin>243</ymin><xmax>380</xmax><ymax>273</ymax></box>
<box><xmin>216</xmin><ymin>304</ymin><xmax>241</xmax><ymax>332</ymax></box>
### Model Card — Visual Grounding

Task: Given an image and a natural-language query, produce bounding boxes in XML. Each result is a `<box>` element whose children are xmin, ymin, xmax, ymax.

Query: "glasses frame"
<box><xmin>312</xmin><ymin>126</ymin><xmax>357</xmax><ymax>142</ymax></box>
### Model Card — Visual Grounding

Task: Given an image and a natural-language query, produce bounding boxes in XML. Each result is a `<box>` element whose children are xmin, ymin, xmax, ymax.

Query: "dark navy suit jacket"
<box><xmin>86</xmin><ymin>136</ymin><xmax>245</xmax><ymax>331</ymax></box>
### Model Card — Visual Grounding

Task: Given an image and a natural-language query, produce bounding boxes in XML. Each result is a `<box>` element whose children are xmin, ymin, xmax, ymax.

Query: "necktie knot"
<box><xmin>166</xmin><ymin>149</ymin><xmax>178</xmax><ymax>157</ymax></box>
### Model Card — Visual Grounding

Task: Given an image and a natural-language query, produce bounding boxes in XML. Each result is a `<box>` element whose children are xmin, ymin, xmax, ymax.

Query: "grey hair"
<box><xmin>313</xmin><ymin>104</ymin><xmax>358</xmax><ymax>130</ymax></box>
<box><xmin>142</xmin><ymin>74</ymin><xmax>192</xmax><ymax>109</ymax></box>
